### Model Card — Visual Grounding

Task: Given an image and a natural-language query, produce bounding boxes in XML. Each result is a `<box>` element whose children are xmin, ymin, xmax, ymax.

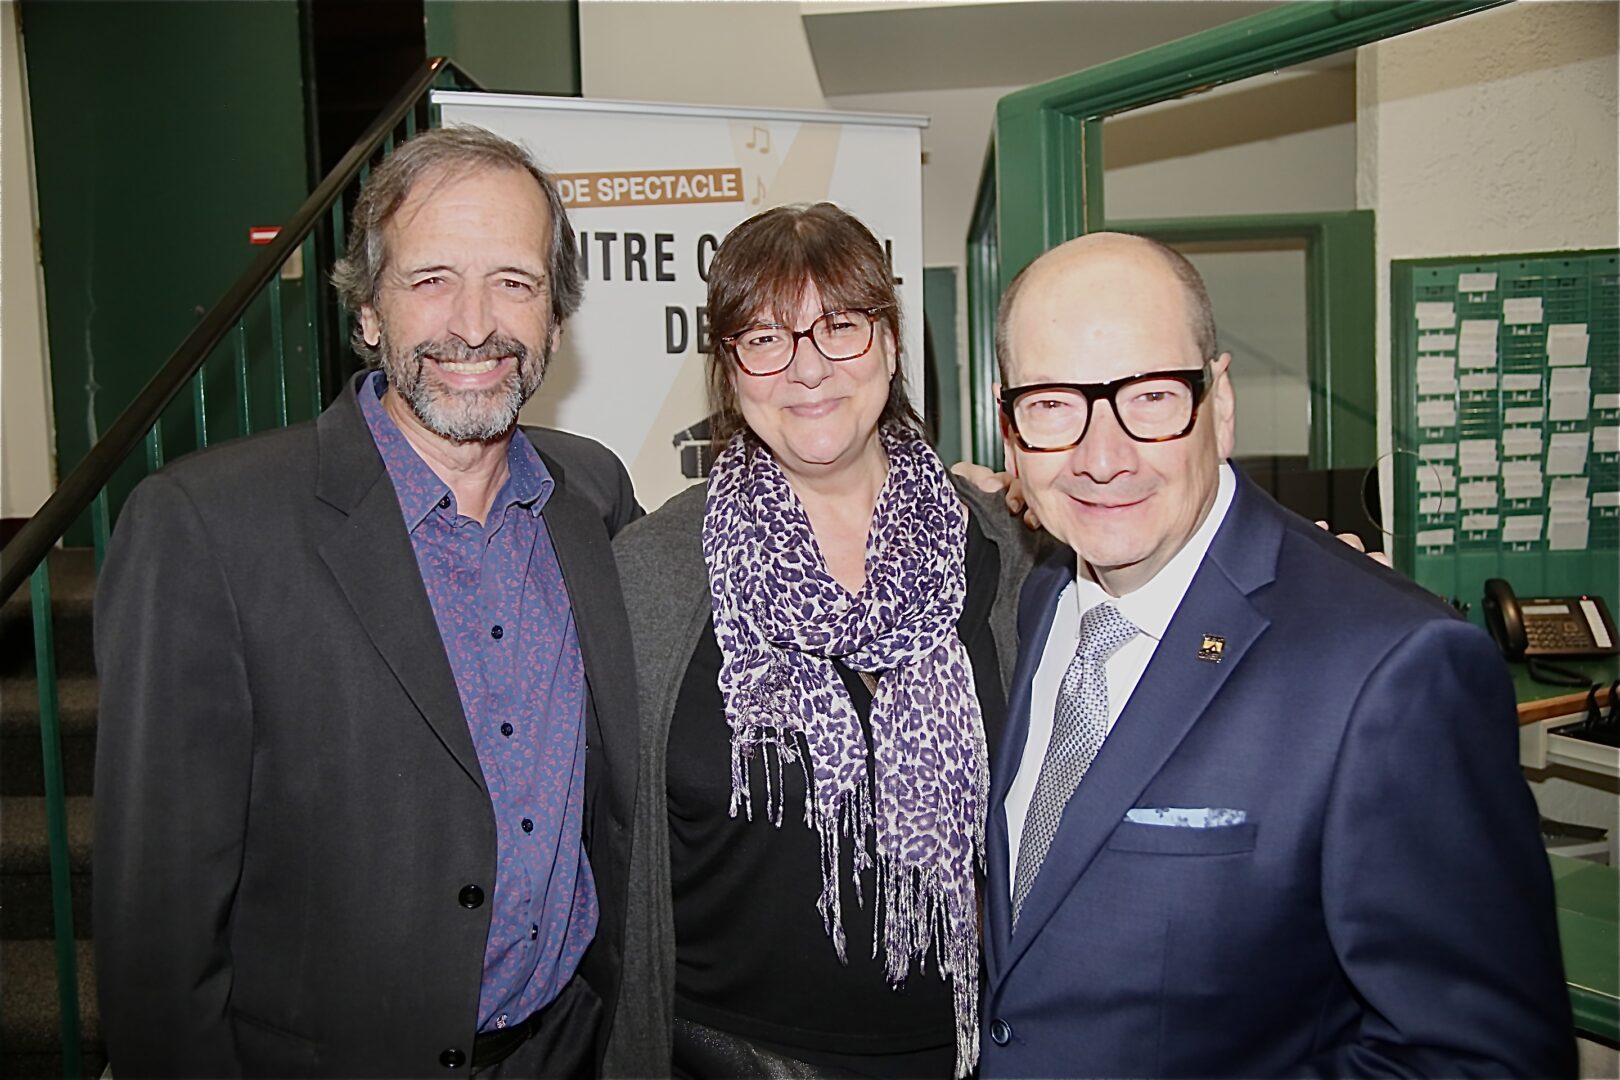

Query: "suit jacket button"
<box><xmin>990</xmin><ymin>1018</ymin><xmax>1012</xmax><ymax>1046</ymax></box>
<box><xmin>440</xmin><ymin>1047</ymin><xmax>466</xmax><ymax>1068</ymax></box>
<box><xmin>458</xmin><ymin>884</ymin><xmax>484</xmax><ymax>909</ymax></box>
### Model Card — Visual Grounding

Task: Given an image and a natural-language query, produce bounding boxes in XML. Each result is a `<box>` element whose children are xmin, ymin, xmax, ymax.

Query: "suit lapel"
<box><xmin>997</xmin><ymin>472</ymin><xmax>1281</xmax><ymax>980</ymax></box>
<box><xmin>986</xmin><ymin>547</ymin><xmax>1074</xmax><ymax>983</ymax></box>
<box><xmin>536</xmin><ymin>451</ymin><xmax>638</xmax><ymax>820</ymax></box>
<box><xmin>314</xmin><ymin>380</ymin><xmax>486</xmax><ymax>790</ymax></box>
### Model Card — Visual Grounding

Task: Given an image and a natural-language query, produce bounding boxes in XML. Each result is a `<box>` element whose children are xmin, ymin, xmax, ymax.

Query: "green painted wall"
<box><xmin>923</xmin><ymin>266</ymin><xmax>962</xmax><ymax>464</ymax></box>
<box><xmin>23</xmin><ymin>0</ymin><xmax>310</xmax><ymax>522</ymax></box>
<box><xmin>425</xmin><ymin>0</ymin><xmax>579</xmax><ymax>95</ymax></box>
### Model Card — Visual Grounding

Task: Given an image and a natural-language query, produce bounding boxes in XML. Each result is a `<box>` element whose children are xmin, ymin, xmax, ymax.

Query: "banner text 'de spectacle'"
<box><xmin>556</xmin><ymin>169</ymin><xmax>744</xmax><ymax>209</ymax></box>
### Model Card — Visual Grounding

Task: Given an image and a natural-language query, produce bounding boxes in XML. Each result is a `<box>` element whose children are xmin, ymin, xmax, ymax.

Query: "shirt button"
<box><xmin>490</xmin><ymin>625</ymin><xmax>504</xmax><ymax>640</ymax></box>
<box><xmin>500</xmin><ymin>722</ymin><xmax>514</xmax><ymax>737</ymax></box>
<box><xmin>521</xmin><ymin>818</ymin><xmax>534</xmax><ymax>833</ymax></box>
<box><xmin>530</xmin><ymin>924</ymin><xmax>539</xmax><ymax>941</ymax></box>
<box><xmin>990</xmin><ymin>1018</ymin><xmax>1012</xmax><ymax>1046</ymax></box>
<box><xmin>439</xmin><ymin>1047</ymin><xmax>466</xmax><ymax>1068</ymax></box>
<box><xmin>457</xmin><ymin>884</ymin><xmax>484</xmax><ymax>909</ymax></box>
<box><xmin>437</xmin><ymin>496</ymin><xmax>451</xmax><ymax>510</ymax></box>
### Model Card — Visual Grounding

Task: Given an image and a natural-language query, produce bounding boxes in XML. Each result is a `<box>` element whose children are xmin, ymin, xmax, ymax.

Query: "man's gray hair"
<box><xmin>330</xmin><ymin>125</ymin><xmax>582</xmax><ymax>364</ymax></box>
<box><xmin>995</xmin><ymin>233</ymin><xmax>1217</xmax><ymax>383</ymax></box>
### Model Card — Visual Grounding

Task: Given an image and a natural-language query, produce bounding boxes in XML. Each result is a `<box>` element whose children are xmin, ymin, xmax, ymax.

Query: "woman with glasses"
<box><xmin>605</xmin><ymin>202</ymin><xmax>1038</xmax><ymax>1080</ymax></box>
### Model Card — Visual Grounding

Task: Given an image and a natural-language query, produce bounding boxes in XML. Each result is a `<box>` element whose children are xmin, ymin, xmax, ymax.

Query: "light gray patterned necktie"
<box><xmin>1011</xmin><ymin>601</ymin><xmax>1138</xmax><ymax>927</ymax></box>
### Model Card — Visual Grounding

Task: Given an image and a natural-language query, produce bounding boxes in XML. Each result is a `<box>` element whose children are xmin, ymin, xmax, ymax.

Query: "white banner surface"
<box><xmin>433</xmin><ymin>91</ymin><xmax>926</xmax><ymax>508</ymax></box>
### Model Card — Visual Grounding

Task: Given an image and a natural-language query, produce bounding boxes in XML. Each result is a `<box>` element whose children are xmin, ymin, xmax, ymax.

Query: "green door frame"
<box><xmin>968</xmin><ymin>0</ymin><xmax>1509</xmax><ymax>465</ymax></box>
<box><xmin>1113</xmin><ymin>213</ymin><xmax>1376</xmax><ymax>470</ymax></box>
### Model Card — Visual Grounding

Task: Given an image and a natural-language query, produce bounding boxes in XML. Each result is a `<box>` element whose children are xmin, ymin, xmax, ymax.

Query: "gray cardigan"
<box><xmin>602</xmin><ymin>477</ymin><xmax>1040</xmax><ymax>1078</ymax></box>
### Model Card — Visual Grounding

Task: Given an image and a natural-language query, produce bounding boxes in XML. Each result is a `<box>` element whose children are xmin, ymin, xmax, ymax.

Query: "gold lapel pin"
<box><xmin>1197</xmin><ymin>635</ymin><xmax>1226</xmax><ymax>663</ymax></box>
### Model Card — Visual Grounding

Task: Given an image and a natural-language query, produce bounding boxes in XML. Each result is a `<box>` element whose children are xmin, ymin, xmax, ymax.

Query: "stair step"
<box><xmin>0</xmin><ymin>938</ymin><xmax>104</xmax><ymax>1070</ymax></box>
<box><xmin>1</xmin><ymin>677</ymin><xmax>98</xmax><ymax>798</ymax></box>
<box><xmin>0</xmin><ymin>549</ymin><xmax>97</xmax><ymax>680</ymax></box>
<box><xmin>0</xmin><ymin>795</ymin><xmax>95</xmax><ymax>957</ymax></box>
<box><xmin>1</xmin><ymin>796</ymin><xmax>93</xmax><ymax>872</ymax></box>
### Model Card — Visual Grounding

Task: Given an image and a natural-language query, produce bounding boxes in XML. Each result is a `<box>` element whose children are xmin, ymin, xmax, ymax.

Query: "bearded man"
<box><xmin>94</xmin><ymin>127</ymin><xmax>645</xmax><ymax>1078</ymax></box>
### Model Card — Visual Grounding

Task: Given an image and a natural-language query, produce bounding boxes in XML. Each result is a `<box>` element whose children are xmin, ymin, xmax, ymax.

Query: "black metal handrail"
<box><xmin>0</xmin><ymin>56</ymin><xmax>477</xmax><ymax>602</ymax></box>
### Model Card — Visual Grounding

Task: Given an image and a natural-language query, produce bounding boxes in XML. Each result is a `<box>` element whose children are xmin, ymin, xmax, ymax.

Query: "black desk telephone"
<box><xmin>1483</xmin><ymin>578</ymin><xmax>1619</xmax><ymax>685</ymax></box>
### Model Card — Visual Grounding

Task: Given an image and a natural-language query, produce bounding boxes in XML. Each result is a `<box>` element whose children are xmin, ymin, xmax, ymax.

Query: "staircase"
<box><xmin>1</xmin><ymin>549</ymin><xmax>103</xmax><ymax>1078</ymax></box>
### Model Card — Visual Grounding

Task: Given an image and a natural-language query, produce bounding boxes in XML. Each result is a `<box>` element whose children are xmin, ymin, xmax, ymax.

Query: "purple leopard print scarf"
<box><xmin>702</xmin><ymin>424</ymin><xmax>987</xmax><ymax>1077</ymax></box>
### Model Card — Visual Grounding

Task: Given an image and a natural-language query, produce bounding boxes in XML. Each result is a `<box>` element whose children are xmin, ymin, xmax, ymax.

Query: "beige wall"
<box><xmin>1358</xmin><ymin>0</ymin><xmax>1620</xmax><ymax>459</ymax></box>
<box><xmin>1</xmin><ymin>0</ymin><xmax>55</xmax><ymax>519</ymax></box>
<box><xmin>580</xmin><ymin>1</ymin><xmax>827</xmax><ymax>109</ymax></box>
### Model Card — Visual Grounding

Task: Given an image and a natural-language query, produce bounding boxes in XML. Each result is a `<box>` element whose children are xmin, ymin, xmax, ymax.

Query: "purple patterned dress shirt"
<box><xmin>360</xmin><ymin>372</ymin><xmax>597</xmax><ymax>1032</ymax></box>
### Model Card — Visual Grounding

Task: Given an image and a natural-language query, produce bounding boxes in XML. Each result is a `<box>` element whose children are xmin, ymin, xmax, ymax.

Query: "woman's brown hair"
<box><xmin>705</xmin><ymin>202</ymin><xmax>922</xmax><ymax>451</ymax></box>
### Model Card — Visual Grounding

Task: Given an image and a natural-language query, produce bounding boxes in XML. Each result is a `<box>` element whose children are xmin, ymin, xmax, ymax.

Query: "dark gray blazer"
<box><xmin>93</xmin><ymin>375</ymin><xmax>643</xmax><ymax>1077</ymax></box>
<box><xmin>602</xmin><ymin>476</ymin><xmax>1041</xmax><ymax>1078</ymax></box>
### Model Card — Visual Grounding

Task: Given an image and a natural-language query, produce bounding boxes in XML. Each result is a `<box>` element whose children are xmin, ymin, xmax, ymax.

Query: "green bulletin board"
<box><xmin>1392</xmin><ymin>251</ymin><xmax>1619</xmax><ymax>611</ymax></box>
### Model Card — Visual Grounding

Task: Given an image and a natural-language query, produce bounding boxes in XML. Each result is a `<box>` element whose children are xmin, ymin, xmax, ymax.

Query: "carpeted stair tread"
<box><xmin>0</xmin><ymin>938</ymin><xmax>101</xmax><ymax>1054</ymax></box>
<box><xmin>0</xmin><ymin>677</ymin><xmax>99</xmax><ymax>733</ymax></box>
<box><xmin>0</xmin><ymin>796</ymin><xmax>93</xmax><ymax>872</ymax></box>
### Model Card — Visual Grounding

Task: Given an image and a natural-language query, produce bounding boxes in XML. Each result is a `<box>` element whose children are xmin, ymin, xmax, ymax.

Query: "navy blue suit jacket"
<box><xmin>981</xmin><ymin>470</ymin><xmax>1574</xmax><ymax>1078</ymax></box>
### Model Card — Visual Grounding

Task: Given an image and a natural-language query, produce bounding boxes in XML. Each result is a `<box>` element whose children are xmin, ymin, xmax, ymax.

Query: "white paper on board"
<box><xmin>1415</xmin><ymin>302</ymin><xmax>1456</xmax><ymax>329</ymax></box>
<box><xmin>1501</xmin><ymin>515</ymin><xmax>1543</xmax><ymax>542</ymax></box>
<box><xmin>1503</xmin><ymin>480</ymin><xmax>1545</xmax><ymax>502</ymax></box>
<box><xmin>1457</xmin><ymin>273</ymin><xmax>1497</xmax><ymax>293</ymax></box>
<box><xmin>1502</xmin><ymin>374</ymin><xmax>1542</xmax><ymax>393</ymax></box>
<box><xmin>1503</xmin><ymin>297</ymin><xmax>1544</xmax><ymax>325</ymax></box>
<box><xmin>1440</xmin><ymin>497</ymin><xmax>1458</xmax><ymax>514</ymax></box>
<box><xmin>1504</xmin><ymin>406</ymin><xmax>1545</xmax><ymax>426</ymax></box>
<box><xmin>1463</xmin><ymin>513</ymin><xmax>1499</xmax><ymax>532</ymax></box>
<box><xmin>1501</xmin><ymin>428</ymin><xmax>1544</xmax><ymax>457</ymax></box>
<box><xmin>1417</xmin><ymin>464</ymin><xmax>1457</xmax><ymax>492</ymax></box>
<box><xmin>1594</xmin><ymin>393</ymin><xmax>1620</xmax><ymax>411</ymax></box>
<box><xmin>1416</xmin><ymin>528</ymin><xmax>1455</xmax><ymax>548</ymax></box>
<box><xmin>1419</xmin><ymin>333</ymin><xmax>1458</xmax><ymax>353</ymax></box>
<box><xmin>1419</xmin><ymin>443</ymin><xmax>1457</xmax><ymax>461</ymax></box>
<box><xmin>1416</xmin><ymin>401</ymin><xmax>1457</xmax><ymax>428</ymax></box>
<box><xmin>1547</xmin><ymin>324</ymin><xmax>1590</xmax><ymax>367</ymax></box>
<box><xmin>1593</xmin><ymin>426</ymin><xmax>1620</xmax><ymax>455</ymax></box>
<box><xmin>1416</xmin><ymin>354</ymin><xmax>1455</xmax><ymax>377</ymax></box>
<box><xmin>1547</xmin><ymin>432</ymin><xmax>1589</xmax><ymax>476</ymax></box>
<box><xmin>1420</xmin><ymin>496</ymin><xmax>1442</xmax><ymax>515</ymax></box>
<box><xmin>1548</xmin><ymin>517</ymin><xmax>1590</xmax><ymax>552</ymax></box>
<box><xmin>1460</xmin><ymin>481</ymin><xmax>1499</xmax><ymax>509</ymax></box>
<box><xmin>1459</xmin><ymin>373</ymin><xmax>1498</xmax><ymax>392</ymax></box>
<box><xmin>1593</xmin><ymin>491</ymin><xmax>1620</xmax><ymax>509</ymax></box>
<box><xmin>1550</xmin><ymin>477</ymin><xmax>1590</xmax><ymax>501</ymax></box>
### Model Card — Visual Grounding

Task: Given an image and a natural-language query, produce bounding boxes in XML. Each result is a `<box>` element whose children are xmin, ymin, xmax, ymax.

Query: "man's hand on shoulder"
<box><xmin>950</xmin><ymin>461</ymin><xmax>1042</xmax><ymax>531</ymax></box>
<box><xmin>1315</xmin><ymin>520</ymin><xmax>1393</xmax><ymax>568</ymax></box>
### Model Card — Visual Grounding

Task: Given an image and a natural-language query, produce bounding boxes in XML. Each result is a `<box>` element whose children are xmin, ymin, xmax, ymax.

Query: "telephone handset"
<box><xmin>1482</xmin><ymin>579</ymin><xmax>1618</xmax><ymax>686</ymax></box>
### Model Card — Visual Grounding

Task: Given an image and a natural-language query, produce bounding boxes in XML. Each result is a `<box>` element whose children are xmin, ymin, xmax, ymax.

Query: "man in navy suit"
<box><xmin>981</xmin><ymin>232</ymin><xmax>1574</xmax><ymax>1078</ymax></box>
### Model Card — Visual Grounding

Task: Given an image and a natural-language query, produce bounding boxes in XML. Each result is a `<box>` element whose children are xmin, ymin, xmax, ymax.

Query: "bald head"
<box><xmin>996</xmin><ymin>232</ymin><xmax>1216</xmax><ymax>385</ymax></box>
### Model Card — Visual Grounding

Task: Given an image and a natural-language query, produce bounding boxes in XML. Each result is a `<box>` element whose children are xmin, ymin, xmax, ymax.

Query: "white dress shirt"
<box><xmin>1005</xmin><ymin>463</ymin><xmax>1237</xmax><ymax>886</ymax></box>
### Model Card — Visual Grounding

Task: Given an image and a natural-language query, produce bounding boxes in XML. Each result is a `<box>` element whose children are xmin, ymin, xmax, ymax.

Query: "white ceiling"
<box><xmin>802</xmin><ymin>0</ymin><xmax>1348</xmax><ymax>97</ymax></box>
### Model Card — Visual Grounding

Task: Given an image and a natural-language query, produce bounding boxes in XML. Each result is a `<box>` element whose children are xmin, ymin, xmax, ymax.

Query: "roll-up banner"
<box><xmin>433</xmin><ymin>91</ymin><xmax>927</xmax><ymax>509</ymax></box>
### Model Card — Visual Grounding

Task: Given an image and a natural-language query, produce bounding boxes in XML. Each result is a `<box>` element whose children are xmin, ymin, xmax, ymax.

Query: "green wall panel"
<box><xmin>23</xmin><ymin>0</ymin><xmax>310</xmax><ymax>535</ymax></box>
<box><xmin>425</xmin><ymin>0</ymin><xmax>579</xmax><ymax>96</ymax></box>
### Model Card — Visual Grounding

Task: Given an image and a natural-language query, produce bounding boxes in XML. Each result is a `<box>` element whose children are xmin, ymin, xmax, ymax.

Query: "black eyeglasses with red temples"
<box><xmin>721</xmin><ymin>307</ymin><xmax>889</xmax><ymax>377</ymax></box>
<box><xmin>1000</xmin><ymin>364</ymin><xmax>1213</xmax><ymax>452</ymax></box>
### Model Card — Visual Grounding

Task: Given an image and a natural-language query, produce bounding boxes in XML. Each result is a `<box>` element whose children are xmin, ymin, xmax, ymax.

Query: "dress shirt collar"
<box><xmin>358</xmin><ymin>370</ymin><xmax>553</xmax><ymax>530</ymax></box>
<box><xmin>1070</xmin><ymin>462</ymin><xmax>1236</xmax><ymax>641</ymax></box>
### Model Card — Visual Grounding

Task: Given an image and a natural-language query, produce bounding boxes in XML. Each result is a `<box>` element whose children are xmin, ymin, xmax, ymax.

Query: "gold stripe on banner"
<box><xmin>556</xmin><ymin>168</ymin><xmax>745</xmax><ymax>209</ymax></box>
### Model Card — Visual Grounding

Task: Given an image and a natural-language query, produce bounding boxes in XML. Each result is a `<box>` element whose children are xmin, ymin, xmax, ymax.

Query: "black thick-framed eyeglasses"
<box><xmin>721</xmin><ymin>307</ymin><xmax>890</xmax><ymax>377</ymax></box>
<box><xmin>999</xmin><ymin>364</ymin><xmax>1213</xmax><ymax>452</ymax></box>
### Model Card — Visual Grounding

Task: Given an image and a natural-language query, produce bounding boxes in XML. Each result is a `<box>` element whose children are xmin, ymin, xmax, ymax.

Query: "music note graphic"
<box><xmin>750</xmin><ymin>178</ymin><xmax>767</xmax><ymax>206</ymax></box>
<box><xmin>745</xmin><ymin>126</ymin><xmax>771</xmax><ymax>154</ymax></box>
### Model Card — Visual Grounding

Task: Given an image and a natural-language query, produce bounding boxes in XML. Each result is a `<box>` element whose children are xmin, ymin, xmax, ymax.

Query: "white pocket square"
<box><xmin>1125</xmin><ymin>807</ymin><xmax>1248</xmax><ymax>828</ymax></box>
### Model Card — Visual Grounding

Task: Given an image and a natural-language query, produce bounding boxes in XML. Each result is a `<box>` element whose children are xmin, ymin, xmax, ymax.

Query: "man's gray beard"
<box><xmin>378</xmin><ymin>330</ymin><xmax>548</xmax><ymax>443</ymax></box>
